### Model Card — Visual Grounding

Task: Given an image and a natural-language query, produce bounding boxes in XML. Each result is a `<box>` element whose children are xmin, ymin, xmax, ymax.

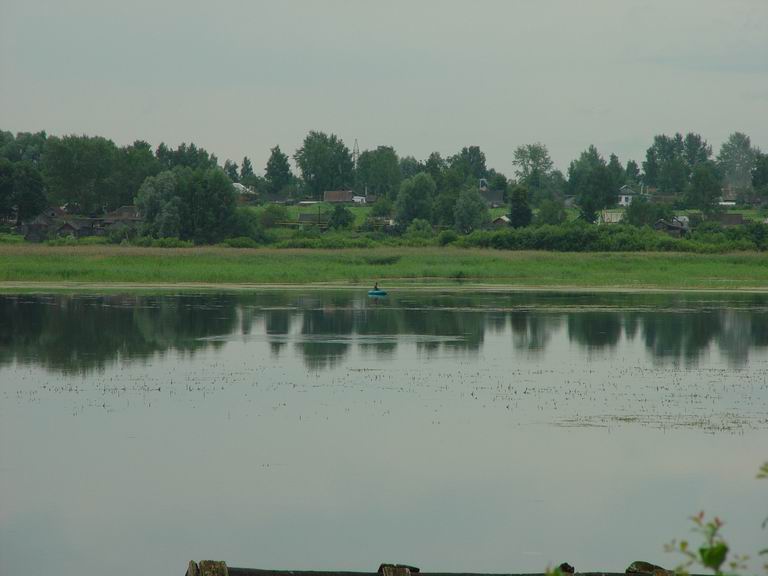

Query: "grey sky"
<box><xmin>1</xmin><ymin>0</ymin><xmax>766</xmax><ymax>175</ymax></box>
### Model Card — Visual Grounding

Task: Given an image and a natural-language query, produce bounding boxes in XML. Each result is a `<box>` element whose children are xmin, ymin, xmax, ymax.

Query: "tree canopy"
<box><xmin>265</xmin><ymin>146</ymin><xmax>293</xmax><ymax>195</ymax></box>
<box><xmin>507</xmin><ymin>184</ymin><xmax>533</xmax><ymax>228</ymax></box>
<box><xmin>356</xmin><ymin>146</ymin><xmax>401</xmax><ymax>199</ymax></box>
<box><xmin>568</xmin><ymin>146</ymin><xmax>613</xmax><ymax>222</ymax></box>
<box><xmin>294</xmin><ymin>131</ymin><xmax>353</xmax><ymax>199</ymax></box>
<box><xmin>718</xmin><ymin>132</ymin><xmax>756</xmax><ymax>192</ymax></box>
<box><xmin>395</xmin><ymin>172</ymin><xmax>435</xmax><ymax>225</ymax></box>
<box><xmin>453</xmin><ymin>188</ymin><xmax>489</xmax><ymax>233</ymax></box>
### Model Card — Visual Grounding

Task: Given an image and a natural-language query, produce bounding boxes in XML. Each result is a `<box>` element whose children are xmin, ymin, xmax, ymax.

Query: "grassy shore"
<box><xmin>1</xmin><ymin>244</ymin><xmax>768</xmax><ymax>291</ymax></box>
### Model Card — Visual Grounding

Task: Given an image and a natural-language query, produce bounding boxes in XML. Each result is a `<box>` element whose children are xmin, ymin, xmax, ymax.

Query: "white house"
<box><xmin>617</xmin><ymin>184</ymin><xmax>640</xmax><ymax>207</ymax></box>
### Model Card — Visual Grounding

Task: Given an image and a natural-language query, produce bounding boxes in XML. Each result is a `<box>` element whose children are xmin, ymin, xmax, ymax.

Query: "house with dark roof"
<box><xmin>653</xmin><ymin>217</ymin><xmax>689</xmax><ymax>237</ymax></box>
<box><xmin>323</xmin><ymin>190</ymin><xmax>354</xmax><ymax>203</ymax></box>
<box><xmin>479</xmin><ymin>188</ymin><xmax>505</xmax><ymax>208</ymax></box>
<box><xmin>22</xmin><ymin>205</ymin><xmax>143</xmax><ymax>242</ymax></box>
<box><xmin>491</xmin><ymin>215</ymin><xmax>510</xmax><ymax>228</ymax></box>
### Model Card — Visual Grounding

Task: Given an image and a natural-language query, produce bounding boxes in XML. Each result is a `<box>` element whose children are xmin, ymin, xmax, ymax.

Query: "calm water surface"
<box><xmin>1</xmin><ymin>290</ymin><xmax>767</xmax><ymax>576</ymax></box>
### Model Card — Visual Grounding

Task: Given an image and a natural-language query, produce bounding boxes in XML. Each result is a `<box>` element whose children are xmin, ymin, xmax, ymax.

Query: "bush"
<box><xmin>232</xmin><ymin>208</ymin><xmax>268</xmax><ymax>242</ymax></box>
<box><xmin>406</xmin><ymin>218</ymin><xmax>433</xmax><ymax>238</ymax></box>
<box><xmin>221</xmin><ymin>236</ymin><xmax>259</xmax><ymax>248</ymax></box>
<box><xmin>258</xmin><ymin>204</ymin><xmax>289</xmax><ymax>229</ymax></box>
<box><xmin>131</xmin><ymin>236</ymin><xmax>194</xmax><ymax>248</ymax></box>
<box><xmin>455</xmin><ymin>221</ymin><xmax>768</xmax><ymax>253</ymax></box>
<box><xmin>535</xmin><ymin>199</ymin><xmax>567</xmax><ymax>225</ymax></box>
<box><xmin>77</xmin><ymin>236</ymin><xmax>110</xmax><ymax>245</ymax></box>
<box><xmin>107</xmin><ymin>224</ymin><xmax>136</xmax><ymax>244</ymax></box>
<box><xmin>362</xmin><ymin>254</ymin><xmax>401</xmax><ymax>265</ymax></box>
<box><xmin>370</xmin><ymin>198</ymin><xmax>393</xmax><ymax>218</ymax></box>
<box><xmin>438</xmin><ymin>229</ymin><xmax>458</xmax><ymax>245</ymax></box>
<box><xmin>328</xmin><ymin>205</ymin><xmax>355</xmax><ymax>229</ymax></box>
<box><xmin>0</xmin><ymin>233</ymin><xmax>25</xmax><ymax>244</ymax></box>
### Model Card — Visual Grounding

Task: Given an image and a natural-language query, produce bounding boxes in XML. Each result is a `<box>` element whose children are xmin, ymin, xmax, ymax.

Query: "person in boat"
<box><xmin>373</xmin><ymin>282</ymin><xmax>379</xmax><ymax>291</ymax></box>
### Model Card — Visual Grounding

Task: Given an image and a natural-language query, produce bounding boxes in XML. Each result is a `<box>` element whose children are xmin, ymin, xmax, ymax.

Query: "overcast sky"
<box><xmin>1</xmin><ymin>0</ymin><xmax>766</xmax><ymax>175</ymax></box>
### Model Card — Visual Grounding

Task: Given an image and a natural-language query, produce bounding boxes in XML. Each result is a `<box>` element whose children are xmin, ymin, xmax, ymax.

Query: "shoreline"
<box><xmin>2</xmin><ymin>280</ymin><xmax>768</xmax><ymax>294</ymax></box>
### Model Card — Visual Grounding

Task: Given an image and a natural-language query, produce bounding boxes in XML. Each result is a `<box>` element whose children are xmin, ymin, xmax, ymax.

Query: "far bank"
<box><xmin>1</xmin><ymin>245</ymin><xmax>767</xmax><ymax>291</ymax></box>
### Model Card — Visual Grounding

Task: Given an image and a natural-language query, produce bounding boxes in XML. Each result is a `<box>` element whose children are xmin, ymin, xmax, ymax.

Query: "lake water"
<box><xmin>1</xmin><ymin>290</ymin><xmax>767</xmax><ymax>576</ymax></box>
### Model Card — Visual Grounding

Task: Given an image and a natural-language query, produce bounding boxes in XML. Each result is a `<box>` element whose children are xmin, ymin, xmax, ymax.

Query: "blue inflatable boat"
<box><xmin>368</xmin><ymin>289</ymin><xmax>388</xmax><ymax>297</ymax></box>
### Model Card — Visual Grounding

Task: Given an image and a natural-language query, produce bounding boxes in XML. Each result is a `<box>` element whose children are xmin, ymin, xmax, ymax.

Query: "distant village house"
<box><xmin>22</xmin><ymin>206</ymin><xmax>143</xmax><ymax>242</ymax></box>
<box><xmin>323</xmin><ymin>190</ymin><xmax>355</xmax><ymax>203</ymax></box>
<box><xmin>617</xmin><ymin>184</ymin><xmax>648</xmax><ymax>207</ymax></box>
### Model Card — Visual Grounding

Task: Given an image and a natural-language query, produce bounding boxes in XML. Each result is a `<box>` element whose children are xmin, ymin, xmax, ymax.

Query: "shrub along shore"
<box><xmin>1</xmin><ymin>245</ymin><xmax>767</xmax><ymax>291</ymax></box>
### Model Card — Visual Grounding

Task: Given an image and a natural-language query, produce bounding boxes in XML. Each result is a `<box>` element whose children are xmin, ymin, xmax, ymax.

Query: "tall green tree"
<box><xmin>683</xmin><ymin>133</ymin><xmax>712</xmax><ymax>172</ymax></box>
<box><xmin>686</xmin><ymin>161</ymin><xmax>722</xmax><ymax>216</ymax></box>
<box><xmin>265</xmin><ymin>146</ymin><xmax>293</xmax><ymax>195</ymax></box>
<box><xmin>223</xmin><ymin>160</ymin><xmax>240</xmax><ymax>182</ymax></box>
<box><xmin>453</xmin><ymin>188</ymin><xmax>489</xmax><ymax>233</ymax></box>
<box><xmin>240</xmin><ymin>157</ymin><xmax>254</xmax><ymax>181</ymax></box>
<box><xmin>622</xmin><ymin>196</ymin><xmax>672</xmax><ymax>227</ymax></box>
<box><xmin>13</xmin><ymin>161</ymin><xmax>47</xmax><ymax>224</ymax></box>
<box><xmin>607</xmin><ymin>153</ymin><xmax>625</xmax><ymax>192</ymax></box>
<box><xmin>512</xmin><ymin>143</ymin><xmax>554</xmax><ymax>200</ymax></box>
<box><xmin>395</xmin><ymin>172</ymin><xmax>435</xmax><ymax>225</ymax></box>
<box><xmin>717</xmin><ymin>132</ymin><xmax>756</xmax><ymax>192</ymax></box>
<box><xmin>753</xmin><ymin>151</ymin><xmax>768</xmax><ymax>199</ymax></box>
<box><xmin>535</xmin><ymin>198</ymin><xmax>567</xmax><ymax>225</ymax></box>
<box><xmin>356</xmin><ymin>146</ymin><xmax>401</xmax><ymax>199</ymax></box>
<box><xmin>136</xmin><ymin>167</ymin><xmax>237</xmax><ymax>243</ymax></box>
<box><xmin>184</xmin><ymin>168</ymin><xmax>237</xmax><ymax>243</ymax></box>
<box><xmin>507</xmin><ymin>184</ymin><xmax>532</xmax><ymax>228</ymax></box>
<box><xmin>111</xmin><ymin>140</ymin><xmax>160</xmax><ymax>209</ymax></box>
<box><xmin>423</xmin><ymin>152</ymin><xmax>445</xmax><ymax>189</ymax></box>
<box><xmin>155</xmin><ymin>142</ymin><xmax>218</xmax><ymax>171</ymax></box>
<box><xmin>135</xmin><ymin>171</ymin><xmax>181</xmax><ymax>238</ymax></box>
<box><xmin>625</xmin><ymin>160</ymin><xmax>641</xmax><ymax>184</ymax></box>
<box><xmin>449</xmin><ymin>146</ymin><xmax>487</xmax><ymax>180</ymax></box>
<box><xmin>0</xmin><ymin>131</ymin><xmax>47</xmax><ymax>164</ymax></box>
<box><xmin>643</xmin><ymin>132</ymin><xmax>710</xmax><ymax>196</ymax></box>
<box><xmin>432</xmin><ymin>188</ymin><xmax>459</xmax><ymax>226</ymax></box>
<box><xmin>399</xmin><ymin>155</ymin><xmax>424</xmax><ymax>180</ymax></box>
<box><xmin>642</xmin><ymin>148</ymin><xmax>660</xmax><ymax>188</ymax></box>
<box><xmin>294</xmin><ymin>131</ymin><xmax>353</xmax><ymax>199</ymax></box>
<box><xmin>0</xmin><ymin>158</ymin><xmax>13</xmax><ymax>220</ymax></box>
<box><xmin>43</xmin><ymin>134</ymin><xmax>118</xmax><ymax>214</ymax></box>
<box><xmin>568</xmin><ymin>146</ymin><xmax>613</xmax><ymax>221</ymax></box>
<box><xmin>486</xmin><ymin>170</ymin><xmax>508</xmax><ymax>194</ymax></box>
<box><xmin>657</xmin><ymin>157</ymin><xmax>687</xmax><ymax>197</ymax></box>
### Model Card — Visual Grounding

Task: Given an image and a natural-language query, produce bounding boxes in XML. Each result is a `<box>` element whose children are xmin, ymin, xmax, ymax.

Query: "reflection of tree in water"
<box><xmin>0</xmin><ymin>294</ymin><xmax>240</xmax><ymax>374</ymax></box>
<box><xmin>399</xmin><ymin>295</ymin><xmax>485</xmax><ymax>355</ymax></box>
<box><xmin>640</xmin><ymin>312</ymin><xmax>722</xmax><ymax>364</ymax></box>
<box><xmin>509</xmin><ymin>311</ymin><xmax>561</xmax><ymax>353</ymax></box>
<box><xmin>354</xmin><ymin>306</ymin><xmax>400</xmax><ymax>359</ymax></box>
<box><xmin>567</xmin><ymin>313</ymin><xmax>623</xmax><ymax>349</ymax></box>
<box><xmin>297</xmin><ymin>304</ymin><xmax>355</xmax><ymax>370</ymax></box>
<box><xmin>3</xmin><ymin>292</ymin><xmax>768</xmax><ymax>374</ymax></box>
<box><xmin>487</xmin><ymin>311</ymin><xmax>508</xmax><ymax>334</ymax></box>
<box><xmin>569</xmin><ymin>308</ymin><xmax>768</xmax><ymax>366</ymax></box>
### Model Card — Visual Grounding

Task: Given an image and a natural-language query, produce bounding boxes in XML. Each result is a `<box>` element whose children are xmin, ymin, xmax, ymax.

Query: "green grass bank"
<box><xmin>1</xmin><ymin>245</ymin><xmax>767</xmax><ymax>291</ymax></box>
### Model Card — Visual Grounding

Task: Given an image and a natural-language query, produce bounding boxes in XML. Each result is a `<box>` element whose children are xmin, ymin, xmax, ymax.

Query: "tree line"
<box><xmin>1</xmin><ymin>128</ymin><xmax>767</xmax><ymax>243</ymax></box>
